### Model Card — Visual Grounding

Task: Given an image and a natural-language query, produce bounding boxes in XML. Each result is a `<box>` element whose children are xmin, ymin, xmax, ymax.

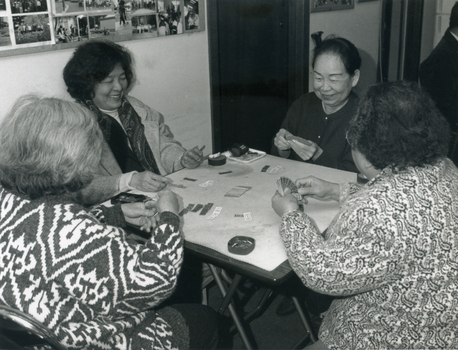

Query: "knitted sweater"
<box><xmin>280</xmin><ymin>158</ymin><xmax>458</xmax><ymax>349</ymax></box>
<box><xmin>0</xmin><ymin>187</ymin><xmax>184</xmax><ymax>350</ymax></box>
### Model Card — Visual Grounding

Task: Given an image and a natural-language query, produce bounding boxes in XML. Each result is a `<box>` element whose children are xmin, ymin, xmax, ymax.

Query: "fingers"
<box><xmin>181</xmin><ymin>146</ymin><xmax>204</xmax><ymax>168</ymax></box>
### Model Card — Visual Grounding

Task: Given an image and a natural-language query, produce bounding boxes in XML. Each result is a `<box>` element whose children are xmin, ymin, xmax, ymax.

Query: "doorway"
<box><xmin>208</xmin><ymin>0</ymin><xmax>310</xmax><ymax>154</ymax></box>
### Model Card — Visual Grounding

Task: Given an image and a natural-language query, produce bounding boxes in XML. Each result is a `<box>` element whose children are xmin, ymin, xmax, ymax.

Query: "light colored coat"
<box><xmin>79</xmin><ymin>96</ymin><xmax>186</xmax><ymax>204</ymax></box>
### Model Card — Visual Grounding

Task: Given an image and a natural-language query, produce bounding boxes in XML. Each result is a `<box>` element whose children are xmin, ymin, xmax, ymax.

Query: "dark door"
<box><xmin>208</xmin><ymin>0</ymin><xmax>310</xmax><ymax>154</ymax></box>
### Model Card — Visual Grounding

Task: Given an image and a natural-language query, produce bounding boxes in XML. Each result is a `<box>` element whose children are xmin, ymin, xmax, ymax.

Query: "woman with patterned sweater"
<box><xmin>272</xmin><ymin>81</ymin><xmax>458</xmax><ymax>350</ymax></box>
<box><xmin>0</xmin><ymin>95</ymin><xmax>219</xmax><ymax>349</ymax></box>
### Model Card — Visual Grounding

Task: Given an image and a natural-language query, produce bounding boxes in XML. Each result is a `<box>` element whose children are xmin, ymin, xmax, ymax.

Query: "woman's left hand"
<box><xmin>181</xmin><ymin>146</ymin><xmax>205</xmax><ymax>169</ymax></box>
<box><xmin>271</xmin><ymin>191</ymin><xmax>300</xmax><ymax>217</ymax></box>
<box><xmin>121</xmin><ymin>201</ymin><xmax>158</xmax><ymax>232</ymax></box>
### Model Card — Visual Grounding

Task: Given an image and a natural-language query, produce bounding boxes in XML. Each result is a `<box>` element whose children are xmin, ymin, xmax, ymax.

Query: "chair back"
<box><xmin>0</xmin><ymin>304</ymin><xmax>66</xmax><ymax>350</ymax></box>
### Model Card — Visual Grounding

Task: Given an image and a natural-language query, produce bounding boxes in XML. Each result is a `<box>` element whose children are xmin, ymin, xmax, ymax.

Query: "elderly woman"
<box><xmin>63</xmin><ymin>39</ymin><xmax>204</xmax><ymax>205</ymax></box>
<box><xmin>0</xmin><ymin>95</ymin><xmax>219</xmax><ymax>349</ymax></box>
<box><xmin>272</xmin><ymin>81</ymin><xmax>458</xmax><ymax>350</ymax></box>
<box><xmin>272</xmin><ymin>36</ymin><xmax>360</xmax><ymax>173</ymax></box>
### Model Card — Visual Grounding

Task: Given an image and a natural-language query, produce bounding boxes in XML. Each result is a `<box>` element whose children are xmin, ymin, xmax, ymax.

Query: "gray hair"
<box><xmin>0</xmin><ymin>95</ymin><xmax>103</xmax><ymax>199</ymax></box>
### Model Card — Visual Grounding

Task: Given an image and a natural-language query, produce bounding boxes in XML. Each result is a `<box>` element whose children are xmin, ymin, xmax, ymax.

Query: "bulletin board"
<box><xmin>0</xmin><ymin>0</ymin><xmax>204</xmax><ymax>56</ymax></box>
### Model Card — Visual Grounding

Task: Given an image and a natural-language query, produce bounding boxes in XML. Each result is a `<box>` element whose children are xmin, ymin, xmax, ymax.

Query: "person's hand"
<box><xmin>295</xmin><ymin>176</ymin><xmax>340</xmax><ymax>202</ymax></box>
<box><xmin>121</xmin><ymin>201</ymin><xmax>158</xmax><ymax>232</ymax></box>
<box><xmin>180</xmin><ymin>145</ymin><xmax>205</xmax><ymax>169</ymax></box>
<box><xmin>155</xmin><ymin>188</ymin><xmax>180</xmax><ymax>216</ymax></box>
<box><xmin>271</xmin><ymin>191</ymin><xmax>300</xmax><ymax>217</ymax></box>
<box><xmin>289</xmin><ymin>139</ymin><xmax>318</xmax><ymax>161</ymax></box>
<box><xmin>130</xmin><ymin>171</ymin><xmax>172</xmax><ymax>192</ymax></box>
<box><xmin>274</xmin><ymin>128</ymin><xmax>293</xmax><ymax>152</ymax></box>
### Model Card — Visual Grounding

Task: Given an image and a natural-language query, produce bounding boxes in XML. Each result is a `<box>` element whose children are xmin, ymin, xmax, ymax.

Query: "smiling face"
<box><xmin>92</xmin><ymin>63</ymin><xmax>128</xmax><ymax>111</ymax></box>
<box><xmin>313</xmin><ymin>53</ymin><xmax>360</xmax><ymax>113</ymax></box>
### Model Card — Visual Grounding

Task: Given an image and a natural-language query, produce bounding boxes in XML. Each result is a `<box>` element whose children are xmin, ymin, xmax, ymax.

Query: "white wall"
<box><xmin>309</xmin><ymin>0</ymin><xmax>383</xmax><ymax>95</ymax></box>
<box><xmin>0</xmin><ymin>31</ymin><xmax>212</xmax><ymax>152</ymax></box>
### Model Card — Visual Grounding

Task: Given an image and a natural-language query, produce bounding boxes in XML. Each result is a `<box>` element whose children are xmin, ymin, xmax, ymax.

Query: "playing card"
<box><xmin>276</xmin><ymin>176</ymin><xmax>298</xmax><ymax>196</ymax></box>
<box><xmin>285</xmin><ymin>134</ymin><xmax>313</xmax><ymax>147</ymax></box>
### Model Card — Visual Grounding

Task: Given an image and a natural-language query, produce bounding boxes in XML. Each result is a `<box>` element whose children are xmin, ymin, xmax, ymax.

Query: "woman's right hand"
<box><xmin>130</xmin><ymin>171</ymin><xmax>173</xmax><ymax>192</ymax></box>
<box><xmin>274</xmin><ymin>128</ymin><xmax>293</xmax><ymax>151</ymax></box>
<box><xmin>155</xmin><ymin>189</ymin><xmax>180</xmax><ymax>216</ymax></box>
<box><xmin>296</xmin><ymin>176</ymin><xmax>340</xmax><ymax>202</ymax></box>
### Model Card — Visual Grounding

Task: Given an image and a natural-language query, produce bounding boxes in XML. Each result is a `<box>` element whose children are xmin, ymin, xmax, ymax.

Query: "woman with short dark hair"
<box><xmin>272</xmin><ymin>35</ymin><xmax>361</xmax><ymax>172</ymax></box>
<box><xmin>0</xmin><ymin>95</ymin><xmax>219</xmax><ymax>350</ymax></box>
<box><xmin>272</xmin><ymin>81</ymin><xmax>458</xmax><ymax>350</ymax></box>
<box><xmin>64</xmin><ymin>39</ymin><xmax>204</xmax><ymax>205</ymax></box>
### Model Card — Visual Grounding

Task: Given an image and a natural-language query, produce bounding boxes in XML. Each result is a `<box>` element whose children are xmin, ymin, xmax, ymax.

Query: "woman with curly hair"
<box><xmin>271</xmin><ymin>80</ymin><xmax>458</xmax><ymax>349</ymax></box>
<box><xmin>63</xmin><ymin>39</ymin><xmax>204</xmax><ymax>205</ymax></box>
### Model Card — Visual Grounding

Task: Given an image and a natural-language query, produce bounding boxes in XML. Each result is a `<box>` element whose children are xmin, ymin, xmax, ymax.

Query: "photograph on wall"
<box><xmin>13</xmin><ymin>14</ymin><xmax>51</xmax><ymax>44</ymax></box>
<box><xmin>88</xmin><ymin>13</ymin><xmax>115</xmax><ymax>38</ymax></box>
<box><xmin>0</xmin><ymin>0</ymin><xmax>6</xmax><ymax>10</ymax></box>
<box><xmin>311</xmin><ymin>0</ymin><xmax>354</xmax><ymax>13</ymax></box>
<box><xmin>157</xmin><ymin>0</ymin><xmax>182</xmax><ymax>36</ymax></box>
<box><xmin>184</xmin><ymin>0</ymin><xmax>202</xmax><ymax>31</ymax></box>
<box><xmin>52</xmin><ymin>0</ymin><xmax>82</xmax><ymax>14</ymax></box>
<box><xmin>0</xmin><ymin>17</ymin><xmax>12</xmax><ymax>47</ymax></box>
<box><xmin>11</xmin><ymin>0</ymin><xmax>48</xmax><ymax>13</ymax></box>
<box><xmin>131</xmin><ymin>12</ymin><xmax>155</xmax><ymax>37</ymax></box>
<box><xmin>54</xmin><ymin>14</ymin><xmax>87</xmax><ymax>43</ymax></box>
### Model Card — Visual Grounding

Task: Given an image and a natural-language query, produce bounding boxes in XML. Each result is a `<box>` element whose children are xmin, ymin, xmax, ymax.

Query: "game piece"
<box><xmin>184</xmin><ymin>177</ymin><xmax>197</xmax><ymax>181</ymax></box>
<box><xmin>207</xmin><ymin>206</ymin><xmax>222</xmax><ymax>220</ymax></box>
<box><xmin>224</xmin><ymin>186</ymin><xmax>251</xmax><ymax>197</ymax></box>
<box><xmin>192</xmin><ymin>204</ymin><xmax>204</xmax><ymax>212</ymax></box>
<box><xmin>200</xmin><ymin>203</ymin><xmax>214</xmax><ymax>215</ymax></box>
<box><xmin>219</xmin><ymin>170</ymin><xmax>232</xmax><ymax>175</ymax></box>
<box><xmin>261</xmin><ymin>165</ymin><xmax>270</xmax><ymax>172</ymax></box>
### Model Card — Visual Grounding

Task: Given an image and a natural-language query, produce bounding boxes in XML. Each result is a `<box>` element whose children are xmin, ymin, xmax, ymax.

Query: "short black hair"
<box><xmin>347</xmin><ymin>80</ymin><xmax>450</xmax><ymax>170</ymax></box>
<box><xmin>312</xmin><ymin>36</ymin><xmax>361</xmax><ymax>76</ymax></box>
<box><xmin>63</xmin><ymin>39</ymin><xmax>134</xmax><ymax>102</ymax></box>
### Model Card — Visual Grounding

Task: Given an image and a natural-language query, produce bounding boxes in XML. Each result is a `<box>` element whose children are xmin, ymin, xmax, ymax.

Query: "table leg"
<box><xmin>208</xmin><ymin>264</ymin><xmax>255</xmax><ymax>350</ymax></box>
<box><xmin>291</xmin><ymin>296</ymin><xmax>318</xmax><ymax>343</ymax></box>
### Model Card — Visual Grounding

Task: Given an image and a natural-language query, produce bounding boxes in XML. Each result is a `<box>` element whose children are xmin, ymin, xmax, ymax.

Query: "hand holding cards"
<box><xmin>285</xmin><ymin>134</ymin><xmax>323</xmax><ymax>161</ymax></box>
<box><xmin>276</xmin><ymin>176</ymin><xmax>302</xmax><ymax>201</ymax></box>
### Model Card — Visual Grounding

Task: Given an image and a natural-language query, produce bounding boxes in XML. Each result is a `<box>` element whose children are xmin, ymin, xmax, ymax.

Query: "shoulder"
<box><xmin>288</xmin><ymin>93</ymin><xmax>321</xmax><ymax>112</ymax></box>
<box><xmin>126</xmin><ymin>96</ymin><xmax>165</xmax><ymax>122</ymax></box>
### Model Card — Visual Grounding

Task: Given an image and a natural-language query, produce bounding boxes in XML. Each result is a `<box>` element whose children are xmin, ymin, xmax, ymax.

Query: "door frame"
<box><xmin>207</xmin><ymin>0</ymin><xmax>310</xmax><ymax>152</ymax></box>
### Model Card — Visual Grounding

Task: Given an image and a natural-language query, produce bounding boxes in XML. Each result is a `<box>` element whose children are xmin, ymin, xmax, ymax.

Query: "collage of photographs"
<box><xmin>0</xmin><ymin>0</ymin><xmax>203</xmax><ymax>51</ymax></box>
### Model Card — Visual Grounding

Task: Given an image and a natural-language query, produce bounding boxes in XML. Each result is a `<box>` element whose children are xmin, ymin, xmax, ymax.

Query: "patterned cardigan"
<box><xmin>0</xmin><ymin>187</ymin><xmax>184</xmax><ymax>350</ymax></box>
<box><xmin>280</xmin><ymin>158</ymin><xmax>458</xmax><ymax>350</ymax></box>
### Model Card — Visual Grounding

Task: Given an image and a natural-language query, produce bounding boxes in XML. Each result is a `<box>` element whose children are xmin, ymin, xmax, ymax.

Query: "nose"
<box><xmin>112</xmin><ymin>78</ymin><xmax>123</xmax><ymax>91</ymax></box>
<box><xmin>320</xmin><ymin>79</ymin><xmax>331</xmax><ymax>91</ymax></box>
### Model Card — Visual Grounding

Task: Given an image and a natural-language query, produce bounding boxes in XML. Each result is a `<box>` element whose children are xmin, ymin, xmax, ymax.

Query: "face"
<box><xmin>92</xmin><ymin>63</ymin><xmax>128</xmax><ymax>111</ymax></box>
<box><xmin>351</xmin><ymin>148</ymin><xmax>380</xmax><ymax>180</ymax></box>
<box><xmin>313</xmin><ymin>53</ymin><xmax>359</xmax><ymax>112</ymax></box>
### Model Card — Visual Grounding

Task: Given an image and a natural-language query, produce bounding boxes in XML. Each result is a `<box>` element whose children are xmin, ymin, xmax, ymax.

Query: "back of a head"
<box><xmin>0</xmin><ymin>95</ymin><xmax>103</xmax><ymax>199</ymax></box>
<box><xmin>63</xmin><ymin>39</ymin><xmax>134</xmax><ymax>102</ymax></box>
<box><xmin>312</xmin><ymin>35</ymin><xmax>361</xmax><ymax>75</ymax></box>
<box><xmin>450</xmin><ymin>1</ymin><xmax>458</xmax><ymax>29</ymax></box>
<box><xmin>347</xmin><ymin>80</ymin><xmax>450</xmax><ymax>170</ymax></box>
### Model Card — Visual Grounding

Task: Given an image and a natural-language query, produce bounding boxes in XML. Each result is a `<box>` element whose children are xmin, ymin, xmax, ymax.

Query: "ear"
<box><xmin>351</xmin><ymin>69</ymin><xmax>360</xmax><ymax>87</ymax></box>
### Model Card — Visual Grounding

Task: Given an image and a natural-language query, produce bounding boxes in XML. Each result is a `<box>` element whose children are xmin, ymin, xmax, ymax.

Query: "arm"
<box><xmin>63</xmin><ymin>197</ymin><xmax>183</xmax><ymax>315</ymax></box>
<box><xmin>129</xmin><ymin>96</ymin><xmax>186</xmax><ymax>174</ymax></box>
<box><xmin>280</xmin><ymin>190</ymin><xmax>405</xmax><ymax>296</ymax></box>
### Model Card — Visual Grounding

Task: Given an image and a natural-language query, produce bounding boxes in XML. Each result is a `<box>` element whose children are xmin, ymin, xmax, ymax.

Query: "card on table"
<box><xmin>224</xmin><ymin>186</ymin><xmax>252</xmax><ymax>197</ymax></box>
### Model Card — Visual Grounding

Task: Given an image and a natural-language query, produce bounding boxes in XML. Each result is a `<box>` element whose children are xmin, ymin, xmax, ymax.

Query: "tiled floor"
<box><xmin>205</xmin><ymin>278</ymin><xmax>321</xmax><ymax>350</ymax></box>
